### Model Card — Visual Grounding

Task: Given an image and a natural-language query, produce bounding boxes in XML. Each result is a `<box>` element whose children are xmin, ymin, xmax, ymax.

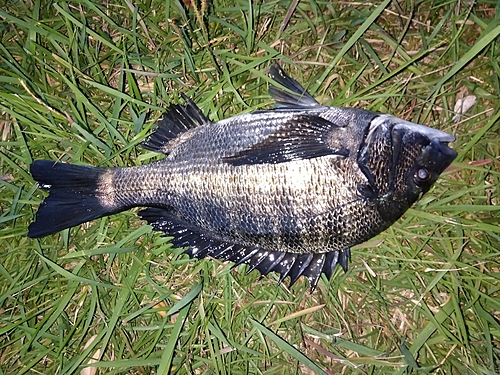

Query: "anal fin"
<box><xmin>142</xmin><ymin>94</ymin><xmax>211</xmax><ymax>154</ymax></box>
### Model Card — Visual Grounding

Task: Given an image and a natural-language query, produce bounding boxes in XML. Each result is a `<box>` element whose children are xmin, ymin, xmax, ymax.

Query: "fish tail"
<box><xmin>28</xmin><ymin>160</ymin><xmax>122</xmax><ymax>238</ymax></box>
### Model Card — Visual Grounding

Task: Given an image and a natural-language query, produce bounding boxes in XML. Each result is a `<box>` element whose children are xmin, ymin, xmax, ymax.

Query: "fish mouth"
<box><xmin>369</xmin><ymin>114</ymin><xmax>455</xmax><ymax>144</ymax></box>
<box><xmin>390</xmin><ymin>117</ymin><xmax>458</xmax><ymax>174</ymax></box>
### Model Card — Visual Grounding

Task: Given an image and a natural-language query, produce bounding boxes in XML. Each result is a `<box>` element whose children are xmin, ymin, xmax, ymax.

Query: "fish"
<box><xmin>27</xmin><ymin>64</ymin><xmax>457</xmax><ymax>291</ymax></box>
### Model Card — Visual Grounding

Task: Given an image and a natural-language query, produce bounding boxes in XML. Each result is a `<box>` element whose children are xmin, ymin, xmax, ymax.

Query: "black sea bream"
<box><xmin>28</xmin><ymin>65</ymin><xmax>457</xmax><ymax>290</ymax></box>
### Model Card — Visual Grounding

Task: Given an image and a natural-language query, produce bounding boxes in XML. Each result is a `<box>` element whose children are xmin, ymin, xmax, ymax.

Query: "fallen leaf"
<box><xmin>453</xmin><ymin>95</ymin><xmax>476</xmax><ymax>122</ymax></box>
<box><xmin>80</xmin><ymin>335</ymin><xmax>101</xmax><ymax>375</ymax></box>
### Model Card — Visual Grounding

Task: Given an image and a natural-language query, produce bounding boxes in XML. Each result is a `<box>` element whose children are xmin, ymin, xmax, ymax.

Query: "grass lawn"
<box><xmin>1</xmin><ymin>0</ymin><xmax>499</xmax><ymax>374</ymax></box>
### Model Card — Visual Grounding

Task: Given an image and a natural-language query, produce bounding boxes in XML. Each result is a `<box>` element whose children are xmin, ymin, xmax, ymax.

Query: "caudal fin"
<box><xmin>28</xmin><ymin>160</ymin><xmax>120</xmax><ymax>238</ymax></box>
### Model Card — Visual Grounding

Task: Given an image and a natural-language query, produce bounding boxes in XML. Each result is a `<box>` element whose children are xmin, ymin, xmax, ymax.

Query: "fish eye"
<box><xmin>414</xmin><ymin>167</ymin><xmax>431</xmax><ymax>184</ymax></box>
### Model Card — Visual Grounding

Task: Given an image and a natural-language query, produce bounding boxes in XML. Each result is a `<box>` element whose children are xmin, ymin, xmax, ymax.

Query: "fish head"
<box><xmin>358</xmin><ymin>115</ymin><xmax>457</xmax><ymax>221</ymax></box>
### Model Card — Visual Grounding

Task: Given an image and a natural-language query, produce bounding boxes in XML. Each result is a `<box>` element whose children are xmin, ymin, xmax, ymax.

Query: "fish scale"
<box><xmin>28</xmin><ymin>64</ymin><xmax>457</xmax><ymax>291</ymax></box>
<box><xmin>114</xmin><ymin>160</ymin><xmax>351</xmax><ymax>252</ymax></box>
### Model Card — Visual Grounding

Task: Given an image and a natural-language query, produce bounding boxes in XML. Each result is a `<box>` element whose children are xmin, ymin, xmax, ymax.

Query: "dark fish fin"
<box><xmin>288</xmin><ymin>253</ymin><xmax>314</xmax><ymax>286</ymax></box>
<box><xmin>250</xmin><ymin>251</ymin><xmax>287</xmax><ymax>276</ymax></box>
<box><xmin>142</xmin><ymin>93</ymin><xmax>211</xmax><ymax>154</ymax></box>
<box><xmin>140</xmin><ymin>207</ymin><xmax>234</xmax><ymax>255</ymax></box>
<box><xmin>139</xmin><ymin>207</ymin><xmax>350</xmax><ymax>291</ymax></box>
<box><xmin>301</xmin><ymin>253</ymin><xmax>327</xmax><ymax>291</ymax></box>
<box><xmin>337</xmin><ymin>247</ymin><xmax>351</xmax><ymax>272</ymax></box>
<box><xmin>224</xmin><ymin>115</ymin><xmax>349</xmax><ymax>166</ymax></box>
<box><xmin>238</xmin><ymin>249</ymin><xmax>350</xmax><ymax>292</ymax></box>
<box><xmin>28</xmin><ymin>161</ymin><xmax>120</xmax><ymax>238</ymax></box>
<box><xmin>140</xmin><ymin>207</ymin><xmax>260</xmax><ymax>262</ymax></box>
<box><xmin>268</xmin><ymin>64</ymin><xmax>321</xmax><ymax>109</ymax></box>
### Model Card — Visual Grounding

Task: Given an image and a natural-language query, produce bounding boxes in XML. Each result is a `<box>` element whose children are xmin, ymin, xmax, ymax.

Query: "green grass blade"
<box><xmin>251</xmin><ymin>319</ymin><xmax>328</xmax><ymax>375</ymax></box>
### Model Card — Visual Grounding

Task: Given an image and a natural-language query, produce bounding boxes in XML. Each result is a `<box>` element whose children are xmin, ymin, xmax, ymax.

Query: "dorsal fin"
<box><xmin>142</xmin><ymin>93</ymin><xmax>211</xmax><ymax>154</ymax></box>
<box><xmin>139</xmin><ymin>207</ymin><xmax>350</xmax><ymax>292</ymax></box>
<box><xmin>268</xmin><ymin>64</ymin><xmax>322</xmax><ymax>109</ymax></box>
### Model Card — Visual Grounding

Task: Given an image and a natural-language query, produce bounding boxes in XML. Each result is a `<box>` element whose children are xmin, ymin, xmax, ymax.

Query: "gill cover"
<box><xmin>358</xmin><ymin>115</ymin><xmax>457</xmax><ymax>221</ymax></box>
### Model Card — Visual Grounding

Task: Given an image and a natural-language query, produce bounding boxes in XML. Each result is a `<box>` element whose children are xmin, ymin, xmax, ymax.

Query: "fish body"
<box><xmin>28</xmin><ymin>65</ymin><xmax>457</xmax><ymax>290</ymax></box>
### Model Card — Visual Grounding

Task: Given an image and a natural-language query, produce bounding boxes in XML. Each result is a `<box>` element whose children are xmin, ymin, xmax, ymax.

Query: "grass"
<box><xmin>1</xmin><ymin>0</ymin><xmax>499</xmax><ymax>374</ymax></box>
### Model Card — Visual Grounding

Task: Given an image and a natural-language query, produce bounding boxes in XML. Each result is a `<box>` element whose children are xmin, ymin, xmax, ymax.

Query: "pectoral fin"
<box><xmin>223</xmin><ymin>115</ymin><xmax>349</xmax><ymax>166</ymax></box>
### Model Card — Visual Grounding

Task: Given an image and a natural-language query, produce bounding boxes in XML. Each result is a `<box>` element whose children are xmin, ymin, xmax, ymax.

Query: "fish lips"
<box><xmin>389</xmin><ymin>121</ymin><xmax>457</xmax><ymax>201</ymax></box>
<box><xmin>385</xmin><ymin>119</ymin><xmax>456</xmax><ymax>176</ymax></box>
<box><xmin>419</xmin><ymin>137</ymin><xmax>458</xmax><ymax>173</ymax></box>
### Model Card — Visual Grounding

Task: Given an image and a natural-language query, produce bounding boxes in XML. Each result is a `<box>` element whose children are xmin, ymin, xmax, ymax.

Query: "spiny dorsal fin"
<box><xmin>142</xmin><ymin>93</ymin><xmax>211</xmax><ymax>154</ymax></box>
<box><xmin>268</xmin><ymin>64</ymin><xmax>321</xmax><ymax>109</ymax></box>
<box><xmin>139</xmin><ymin>207</ymin><xmax>350</xmax><ymax>292</ymax></box>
